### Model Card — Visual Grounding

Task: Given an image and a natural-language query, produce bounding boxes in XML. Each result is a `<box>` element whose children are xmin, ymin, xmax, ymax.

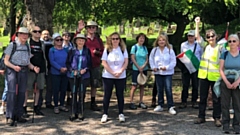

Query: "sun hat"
<box><xmin>86</xmin><ymin>21</ymin><xmax>98</xmax><ymax>27</ymax></box>
<box><xmin>187</xmin><ymin>30</ymin><xmax>195</xmax><ymax>36</ymax></box>
<box><xmin>137</xmin><ymin>73</ymin><xmax>148</xmax><ymax>85</ymax></box>
<box><xmin>73</xmin><ymin>34</ymin><xmax>86</xmax><ymax>44</ymax></box>
<box><xmin>52</xmin><ymin>33</ymin><xmax>61</xmax><ymax>40</ymax></box>
<box><xmin>16</xmin><ymin>27</ymin><xmax>29</xmax><ymax>36</ymax></box>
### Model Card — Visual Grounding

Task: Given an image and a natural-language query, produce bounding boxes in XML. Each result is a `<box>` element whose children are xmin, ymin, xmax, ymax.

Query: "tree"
<box><xmin>24</xmin><ymin>0</ymin><xmax>56</xmax><ymax>35</ymax></box>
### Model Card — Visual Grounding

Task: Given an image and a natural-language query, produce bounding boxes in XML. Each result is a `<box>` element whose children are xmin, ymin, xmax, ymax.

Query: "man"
<box><xmin>41</xmin><ymin>30</ymin><xmax>54</xmax><ymax>109</ymax></box>
<box><xmin>23</xmin><ymin>26</ymin><xmax>46</xmax><ymax>116</ymax></box>
<box><xmin>4</xmin><ymin>27</ymin><xmax>40</xmax><ymax>126</ymax></box>
<box><xmin>179</xmin><ymin>18</ymin><xmax>203</xmax><ymax>109</ymax></box>
<box><xmin>76</xmin><ymin>20</ymin><xmax>104</xmax><ymax>111</ymax></box>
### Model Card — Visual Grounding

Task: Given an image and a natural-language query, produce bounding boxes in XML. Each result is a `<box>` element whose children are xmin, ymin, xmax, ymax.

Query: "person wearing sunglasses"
<box><xmin>23</xmin><ymin>26</ymin><xmax>46</xmax><ymax>117</ymax></box>
<box><xmin>100</xmin><ymin>32</ymin><xmax>128</xmax><ymax>123</ymax></box>
<box><xmin>194</xmin><ymin>29</ymin><xmax>223</xmax><ymax>127</ymax></box>
<box><xmin>218</xmin><ymin>34</ymin><xmax>240</xmax><ymax>134</ymax></box>
<box><xmin>76</xmin><ymin>20</ymin><xmax>104</xmax><ymax>111</ymax></box>
<box><xmin>49</xmin><ymin>33</ymin><xmax>69</xmax><ymax>114</ymax></box>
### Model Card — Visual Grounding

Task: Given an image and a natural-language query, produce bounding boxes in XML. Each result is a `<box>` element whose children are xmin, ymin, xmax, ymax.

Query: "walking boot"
<box><xmin>90</xmin><ymin>102</ymin><xmax>100</xmax><ymax>111</ymax></box>
<box><xmin>17</xmin><ymin>116</ymin><xmax>27</xmax><ymax>123</ymax></box>
<box><xmin>22</xmin><ymin>106</ymin><xmax>30</xmax><ymax>118</ymax></box>
<box><xmin>151</xmin><ymin>98</ymin><xmax>156</xmax><ymax>108</ymax></box>
<box><xmin>34</xmin><ymin>105</ymin><xmax>44</xmax><ymax>115</ymax></box>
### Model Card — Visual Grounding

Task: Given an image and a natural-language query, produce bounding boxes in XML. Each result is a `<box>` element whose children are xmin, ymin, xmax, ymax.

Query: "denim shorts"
<box><xmin>132</xmin><ymin>70</ymin><xmax>147</xmax><ymax>85</ymax></box>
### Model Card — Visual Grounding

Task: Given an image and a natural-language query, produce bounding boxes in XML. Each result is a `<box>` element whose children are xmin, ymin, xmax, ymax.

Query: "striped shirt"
<box><xmin>4</xmin><ymin>39</ymin><xmax>30</xmax><ymax>66</ymax></box>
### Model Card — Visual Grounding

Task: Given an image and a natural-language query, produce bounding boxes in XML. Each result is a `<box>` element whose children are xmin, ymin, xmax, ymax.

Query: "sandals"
<box><xmin>54</xmin><ymin>107</ymin><xmax>60</xmax><ymax>114</ymax></box>
<box><xmin>59</xmin><ymin>106</ymin><xmax>69</xmax><ymax>112</ymax></box>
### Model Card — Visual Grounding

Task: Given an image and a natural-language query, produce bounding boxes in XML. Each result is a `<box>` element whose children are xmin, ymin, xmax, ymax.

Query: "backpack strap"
<box><xmin>223</xmin><ymin>51</ymin><xmax>228</xmax><ymax>60</ymax></box>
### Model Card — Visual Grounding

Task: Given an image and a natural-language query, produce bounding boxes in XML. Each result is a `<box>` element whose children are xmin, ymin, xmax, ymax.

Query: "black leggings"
<box><xmin>102</xmin><ymin>77</ymin><xmax>126</xmax><ymax>115</ymax></box>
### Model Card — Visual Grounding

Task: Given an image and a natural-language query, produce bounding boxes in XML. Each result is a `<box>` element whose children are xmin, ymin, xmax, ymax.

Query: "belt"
<box><xmin>17</xmin><ymin>65</ymin><xmax>28</xmax><ymax>72</ymax></box>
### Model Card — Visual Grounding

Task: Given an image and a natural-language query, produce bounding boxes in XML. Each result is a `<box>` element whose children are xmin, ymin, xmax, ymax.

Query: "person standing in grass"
<box><xmin>149</xmin><ymin>34</ymin><xmax>177</xmax><ymax>115</ymax></box>
<box><xmin>129</xmin><ymin>33</ymin><xmax>149</xmax><ymax>110</ymax></box>
<box><xmin>100</xmin><ymin>32</ymin><xmax>128</xmax><ymax>123</ymax></box>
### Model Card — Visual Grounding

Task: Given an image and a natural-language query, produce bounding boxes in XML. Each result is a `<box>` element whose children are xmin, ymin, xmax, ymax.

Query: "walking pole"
<box><xmin>69</xmin><ymin>73</ymin><xmax>77</xmax><ymax>121</ymax></box>
<box><xmin>79</xmin><ymin>74</ymin><xmax>84</xmax><ymax>121</ymax></box>
<box><xmin>32</xmin><ymin>73</ymin><xmax>38</xmax><ymax>123</ymax></box>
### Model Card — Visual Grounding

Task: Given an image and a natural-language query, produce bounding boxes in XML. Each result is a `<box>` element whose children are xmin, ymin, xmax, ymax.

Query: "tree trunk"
<box><xmin>10</xmin><ymin>0</ymin><xmax>16</xmax><ymax>39</ymax></box>
<box><xmin>24</xmin><ymin>0</ymin><xmax>55</xmax><ymax>35</ymax></box>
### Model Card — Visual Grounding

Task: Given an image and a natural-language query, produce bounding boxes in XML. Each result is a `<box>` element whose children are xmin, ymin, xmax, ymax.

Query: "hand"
<box><xmin>80</xmin><ymin>69</ymin><xmax>86</xmax><ymax>74</ymax></box>
<box><xmin>33</xmin><ymin>66</ymin><xmax>40</xmax><ymax>74</ymax></box>
<box><xmin>60</xmin><ymin>67</ymin><xmax>67</xmax><ymax>73</ymax></box>
<box><xmin>231</xmin><ymin>81</ymin><xmax>239</xmax><ymax>89</ymax></box>
<box><xmin>74</xmin><ymin>70</ymin><xmax>78</xmax><ymax>76</ymax></box>
<box><xmin>14</xmin><ymin>66</ymin><xmax>21</xmax><ymax>72</ymax></box>
<box><xmin>93</xmin><ymin>49</ymin><xmax>100</xmax><ymax>54</ymax></box>
<box><xmin>195</xmin><ymin>17</ymin><xmax>200</xmax><ymax>24</ymax></box>
<box><xmin>153</xmin><ymin>68</ymin><xmax>158</xmax><ymax>72</ymax></box>
<box><xmin>78</xmin><ymin>20</ymin><xmax>85</xmax><ymax>31</ymax></box>
<box><xmin>0</xmin><ymin>70</ymin><xmax>4</xmax><ymax>75</ymax></box>
<box><xmin>225</xmin><ymin>81</ymin><xmax>233</xmax><ymax>89</ymax></box>
<box><xmin>161</xmin><ymin>66</ymin><xmax>167</xmax><ymax>71</ymax></box>
<box><xmin>138</xmin><ymin>66</ymin><xmax>143</xmax><ymax>72</ymax></box>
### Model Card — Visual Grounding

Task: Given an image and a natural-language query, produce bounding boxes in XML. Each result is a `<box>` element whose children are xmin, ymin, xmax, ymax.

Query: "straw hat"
<box><xmin>73</xmin><ymin>34</ymin><xmax>86</xmax><ymax>44</ymax></box>
<box><xmin>137</xmin><ymin>73</ymin><xmax>147</xmax><ymax>85</ymax></box>
<box><xmin>86</xmin><ymin>21</ymin><xmax>98</xmax><ymax>27</ymax></box>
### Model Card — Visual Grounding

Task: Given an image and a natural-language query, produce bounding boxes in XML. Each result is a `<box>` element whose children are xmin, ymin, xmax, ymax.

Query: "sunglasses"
<box><xmin>206</xmin><ymin>34</ymin><xmax>215</xmax><ymax>39</ymax></box>
<box><xmin>112</xmin><ymin>38</ymin><xmax>119</xmax><ymax>40</ymax></box>
<box><xmin>55</xmin><ymin>38</ymin><xmax>63</xmax><ymax>42</ymax></box>
<box><xmin>87</xmin><ymin>26</ymin><xmax>96</xmax><ymax>29</ymax></box>
<box><xmin>228</xmin><ymin>40</ymin><xmax>237</xmax><ymax>43</ymax></box>
<box><xmin>32</xmin><ymin>30</ymin><xmax>42</xmax><ymax>33</ymax></box>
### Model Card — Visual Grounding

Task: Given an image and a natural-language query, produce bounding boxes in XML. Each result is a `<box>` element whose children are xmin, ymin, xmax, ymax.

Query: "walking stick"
<box><xmin>32</xmin><ymin>73</ymin><xmax>38</xmax><ymax>123</ymax></box>
<box><xmin>69</xmin><ymin>74</ymin><xmax>77</xmax><ymax>121</ymax></box>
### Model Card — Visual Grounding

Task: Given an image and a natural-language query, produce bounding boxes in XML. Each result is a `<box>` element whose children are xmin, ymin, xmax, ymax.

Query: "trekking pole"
<box><xmin>32</xmin><ymin>73</ymin><xmax>38</xmax><ymax>123</ymax></box>
<box><xmin>69</xmin><ymin>73</ymin><xmax>77</xmax><ymax>121</ymax></box>
<box><xmin>79</xmin><ymin>74</ymin><xmax>84</xmax><ymax>121</ymax></box>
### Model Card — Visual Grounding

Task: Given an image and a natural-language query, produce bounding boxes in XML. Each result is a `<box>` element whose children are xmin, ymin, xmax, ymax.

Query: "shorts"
<box><xmin>27</xmin><ymin>72</ymin><xmax>45</xmax><ymax>90</ymax></box>
<box><xmin>90</xmin><ymin>67</ymin><xmax>101</xmax><ymax>88</ymax></box>
<box><xmin>132</xmin><ymin>70</ymin><xmax>147</xmax><ymax>86</ymax></box>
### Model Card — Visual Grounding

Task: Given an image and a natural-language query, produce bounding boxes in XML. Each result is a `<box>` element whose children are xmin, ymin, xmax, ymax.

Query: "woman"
<box><xmin>67</xmin><ymin>34</ymin><xmax>91</xmax><ymax>120</ymax></box>
<box><xmin>194</xmin><ymin>29</ymin><xmax>223</xmax><ymax>127</ymax></box>
<box><xmin>149</xmin><ymin>34</ymin><xmax>176</xmax><ymax>115</ymax></box>
<box><xmin>129</xmin><ymin>33</ymin><xmax>149</xmax><ymax>110</ymax></box>
<box><xmin>49</xmin><ymin>33</ymin><xmax>69</xmax><ymax>114</ymax></box>
<box><xmin>219</xmin><ymin>34</ymin><xmax>240</xmax><ymax>134</ymax></box>
<box><xmin>101</xmin><ymin>32</ymin><xmax>128</xmax><ymax>123</ymax></box>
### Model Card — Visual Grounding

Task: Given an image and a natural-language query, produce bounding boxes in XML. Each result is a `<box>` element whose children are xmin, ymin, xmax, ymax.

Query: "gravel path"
<box><xmin>0</xmin><ymin>91</ymin><xmax>232</xmax><ymax>135</ymax></box>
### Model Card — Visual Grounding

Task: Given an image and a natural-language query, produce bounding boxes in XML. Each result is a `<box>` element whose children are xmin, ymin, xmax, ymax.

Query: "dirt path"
<box><xmin>0</xmin><ymin>90</ymin><xmax>228</xmax><ymax>135</ymax></box>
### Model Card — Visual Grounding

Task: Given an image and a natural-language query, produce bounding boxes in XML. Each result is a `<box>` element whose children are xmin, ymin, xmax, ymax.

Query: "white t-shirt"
<box><xmin>101</xmin><ymin>46</ymin><xmax>128</xmax><ymax>79</ymax></box>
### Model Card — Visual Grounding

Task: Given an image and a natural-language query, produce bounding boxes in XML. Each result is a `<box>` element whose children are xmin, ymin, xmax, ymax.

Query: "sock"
<box><xmin>91</xmin><ymin>97</ymin><xmax>95</xmax><ymax>104</ymax></box>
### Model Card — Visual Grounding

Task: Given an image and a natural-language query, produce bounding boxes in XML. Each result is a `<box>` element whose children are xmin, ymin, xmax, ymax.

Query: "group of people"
<box><xmin>0</xmin><ymin>17</ymin><xmax>239</xmax><ymax>133</ymax></box>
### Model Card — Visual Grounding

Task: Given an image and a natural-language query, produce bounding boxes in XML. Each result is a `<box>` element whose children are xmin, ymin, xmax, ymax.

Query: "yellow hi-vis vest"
<box><xmin>198</xmin><ymin>45</ymin><xmax>221</xmax><ymax>81</ymax></box>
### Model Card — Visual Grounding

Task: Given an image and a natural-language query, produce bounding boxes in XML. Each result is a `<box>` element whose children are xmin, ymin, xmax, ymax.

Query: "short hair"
<box><xmin>228</xmin><ymin>34</ymin><xmax>239</xmax><ymax>41</ymax></box>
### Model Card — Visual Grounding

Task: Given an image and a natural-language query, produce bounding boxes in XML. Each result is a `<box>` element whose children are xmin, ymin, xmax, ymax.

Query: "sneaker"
<box><xmin>154</xmin><ymin>105</ymin><xmax>163</xmax><ymax>112</ymax></box>
<box><xmin>54</xmin><ymin>107</ymin><xmax>60</xmax><ymax>114</ymax></box>
<box><xmin>119</xmin><ymin>114</ymin><xmax>125</xmax><ymax>122</ymax></box>
<box><xmin>139</xmin><ymin>102</ymin><xmax>148</xmax><ymax>109</ymax></box>
<box><xmin>0</xmin><ymin>106</ymin><xmax>5</xmax><ymax>115</ymax></box>
<box><xmin>169</xmin><ymin>107</ymin><xmax>177</xmax><ymax>115</ymax></box>
<box><xmin>192</xmin><ymin>102</ymin><xmax>199</xmax><ymax>109</ymax></box>
<box><xmin>129</xmin><ymin>103</ymin><xmax>137</xmax><ymax>110</ymax></box>
<box><xmin>101</xmin><ymin>114</ymin><xmax>108</xmax><ymax>123</ymax></box>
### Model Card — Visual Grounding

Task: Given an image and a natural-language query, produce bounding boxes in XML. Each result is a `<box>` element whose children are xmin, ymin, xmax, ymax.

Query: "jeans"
<box><xmin>198</xmin><ymin>79</ymin><xmax>221</xmax><ymax>119</ymax></box>
<box><xmin>181</xmin><ymin>71</ymin><xmax>199</xmax><ymax>103</ymax></box>
<box><xmin>102</xmin><ymin>77</ymin><xmax>126</xmax><ymax>115</ymax></box>
<box><xmin>51</xmin><ymin>74</ymin><xmax>68</xmax><ymax>107</ymax></box>
<box><xmin>155</xmin><ymin>75</ymin><xmax>174</xmax><ymax>109</ymax></box>
<box><xmin>2</xmin><ymin>78</ymin><xmax>8</xmax><ymax>102</ymax></box>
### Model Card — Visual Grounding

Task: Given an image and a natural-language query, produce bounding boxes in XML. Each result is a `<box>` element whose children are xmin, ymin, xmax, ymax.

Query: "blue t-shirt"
<box><xmin>220</xmin><ymin>51</ymin><xmax>240</xmax><ymax>78</ymax></box>
<box><xmin>130</xmin><ymin>44</ymin><xmax>148</xmax><ymax>71</ymax></box>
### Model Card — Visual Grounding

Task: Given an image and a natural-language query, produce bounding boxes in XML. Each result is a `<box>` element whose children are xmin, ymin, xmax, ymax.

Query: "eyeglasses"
<box><xmin>206</xmin><ymin>34</ymin><xmax>215</xmax><ymax>39</ymax></box>
<box><xmin>87</xmin><ymin>26</ymin><xmax>96</xmax><ymax>29</ymax></box>
<box><xmin>32</xmin><ymin>30</ymin><xmax>42</xmax><ymax>33</ymax></box>
<box><xmin>228</xmin><ymin>40</ymin><xmax>237</xmax><ymax>43</ymax></box>
<box><xmin>55</xmin><ymin>38</ymin><xmax>63</xmax><ymax>42</ymax></box>
<box><xmin>112</xmin><ymin>38</ymin><xmax>119</xmax><ymax>40</ymax></box>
